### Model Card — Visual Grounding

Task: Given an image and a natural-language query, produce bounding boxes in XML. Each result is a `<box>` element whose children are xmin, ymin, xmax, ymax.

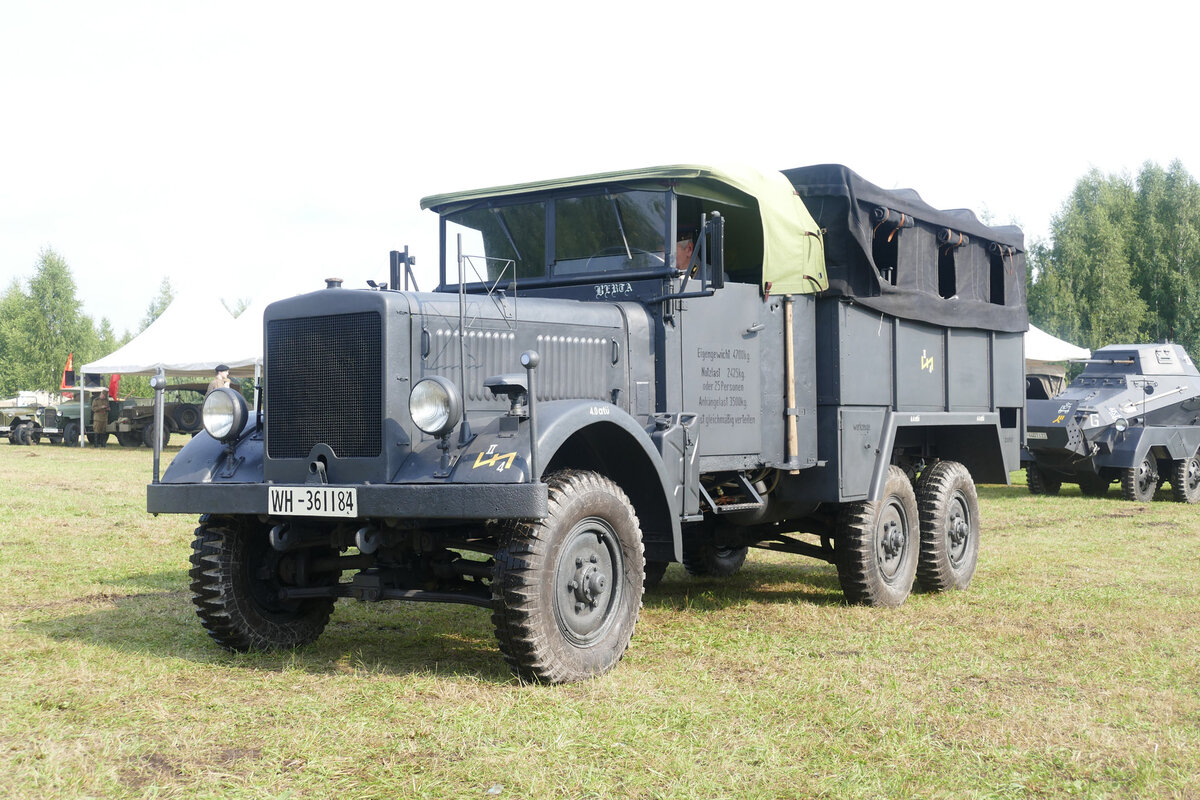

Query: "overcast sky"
<box><xmin>2</xmin><ymin>1</ymin><xmax>1197</xmax><ymax>336</ymax></box>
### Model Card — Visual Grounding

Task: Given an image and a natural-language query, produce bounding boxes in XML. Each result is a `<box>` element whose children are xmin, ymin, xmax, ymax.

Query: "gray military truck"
<box><xmin>1025</xmin><ymin>343</ymin><xmax>1200</xmax><ymax>502</ymax></box>
<box><xmin>148</xmin><ymin>164</ymin><xmax>1027</xmax><ymax>683</ymax></box>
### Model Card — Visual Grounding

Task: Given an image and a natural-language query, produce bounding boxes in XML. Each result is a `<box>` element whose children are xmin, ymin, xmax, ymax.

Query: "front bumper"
<box><xmin>147</xmin><ymin>481</ymin><xmax>548</xmax><ymax>520</ymax></box>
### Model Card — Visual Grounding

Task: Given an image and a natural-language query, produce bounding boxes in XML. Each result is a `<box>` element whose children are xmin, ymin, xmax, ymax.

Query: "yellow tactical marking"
<box><xmin>920</xmin><ymin>349</ymin><xmax>935</xmax><ymax>374</ymax></box>
<box><xmin>1052</xmin><ymin>415</ymin><xmax>1065</xmax><ymax>424</ymax></box>
<box><xmin>473</xmin><ymin>451</ymin><xmax>517</xmax><ymax>470</ymax></box>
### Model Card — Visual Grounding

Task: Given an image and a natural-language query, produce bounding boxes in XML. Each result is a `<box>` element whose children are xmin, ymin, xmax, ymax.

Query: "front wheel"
<box><xmin>915</xmin><ymin>461</ymin><xmax>980</xmax><ymax>592</ymax></box>
<box><xmin>1026</xmin><ymin>465</ymin><xmax>1061</xmax><ymax>496</ymax></box>
<box><xmin>682</xmin><ymin>537</ymin><xmax>748</xmax><ymax>578</ymax></box>
<box><xmin>836</xmin><ymin>465</ymin><xmax>919</xmax><ymax>607</ymax></box>
<box><xmin>1078</xmin><ymin>473</ymin><xmax>1111</xmax><ymax>498</ymax></box>
<box><xmin>491</xmin><ymin>470</ymin><xmax>644</xmax><ymax>684</ymax></box>
<box><xmin>1171</xmin><ymin>450</ymin><xmax>1200</xmax><ymax>503</ymax></box>
<box><xmin>1121</xmin><ymin>458</ymin><xmax>1157</xmax><ymax>502</ymax></box>
<box><xmin>62</xmin><ymin>421</ymin><xmax>80</xmax><ymax>446</ymax></box>
<box><xmin>189</xmin><ymin>516</ymin><xmax>336</xmax><ymax>651</ymax></box>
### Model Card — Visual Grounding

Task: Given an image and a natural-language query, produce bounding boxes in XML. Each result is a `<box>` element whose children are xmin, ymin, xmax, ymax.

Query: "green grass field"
<box><xmin>1</xmin><ymin>444</ymin><xmax>1197</xmax><ymax>799</ymax></box>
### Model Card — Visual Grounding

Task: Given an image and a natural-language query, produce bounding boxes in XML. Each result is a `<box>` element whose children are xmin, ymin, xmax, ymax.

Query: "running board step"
<box><xmin>699</xmin><ymin>473</ymin><xmax>766</xmax><ymax>515</ymax></box>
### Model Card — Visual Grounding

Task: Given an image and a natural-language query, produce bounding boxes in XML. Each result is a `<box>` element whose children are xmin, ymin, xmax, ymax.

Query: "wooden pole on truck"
<box><xmin>784</xmin><ymin>294</ymin><xmax>799</xmax><ymax>474</ymax></box>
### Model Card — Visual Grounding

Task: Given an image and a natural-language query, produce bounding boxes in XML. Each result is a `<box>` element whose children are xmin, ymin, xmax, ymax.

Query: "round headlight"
<box><xmin>202</xmin><ymin>387</ymin><xmax>249</xmax><ymax>442</ymax></box>
<box><xmin>410</xmin><ymin>376</ymin><xmax>462</xmax><ymax>437</ymax></box>
<box><xmin>1114</xmin><ymin>416</ymin><xmax>1129</xmax><ymax>432</ymax></box>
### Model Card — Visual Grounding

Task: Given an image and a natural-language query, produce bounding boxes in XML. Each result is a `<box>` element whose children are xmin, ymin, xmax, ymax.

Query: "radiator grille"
<box><xmin>266</xmin><ymin>312</ymin><xmax>382</xmax><ymax>459</ymax></box>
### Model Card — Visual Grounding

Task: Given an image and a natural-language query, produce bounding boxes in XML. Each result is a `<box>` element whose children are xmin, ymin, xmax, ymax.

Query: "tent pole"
<box><xmin>152</xmin><ymin>368</ymin><xmax>165</xmax><ymax>483</ymax></box>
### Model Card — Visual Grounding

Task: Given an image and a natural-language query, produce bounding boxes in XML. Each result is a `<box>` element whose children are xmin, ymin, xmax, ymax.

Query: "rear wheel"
<box><xmin>189</xmin><ymin>515</ymin><xmax>336</xmax><ymax>651</ymax></box>
<box><xmin>836</xmin><ymin>465</ymin><xmax>919</xmax><ymax>607</ymax></box>
<box><xmin>1171</xmin><ymin>450</ymin><xmax>1200</xmax><ymax>503</ymax></box>
<box><xmin>915</xmin><ymin>461</ymin><xmax>979</xmax><ymax>592</ymax></box>
<box><xmin>116</xmin><ymin>431</ymin><xmax>141</xmax><ymax>447</ymax></box>
<box><xmin>142</xmin><ymin>425</ymin><xmax>171</xmax><ymax>448</ymax></box>
<box><xmin>1121</xmin><ymin>458</ymin><xmax>1157</xmax><ymax>502</ymax></box>
<box><xmin>491</xmin><ymin>470</ymin><xmax>644</xmax><ymax>684</ymax></box>
<box><xmin>1026</xmin><ymin>465</ymin><xmax>1061</xmax><ymax>496</ymax></box>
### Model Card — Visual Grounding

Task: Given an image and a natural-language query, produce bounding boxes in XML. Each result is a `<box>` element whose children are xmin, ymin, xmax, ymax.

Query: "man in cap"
<box><xmin>206</xmin><ymin>364</ymin><xmax>232</xmax><ymax>396</ymax></box>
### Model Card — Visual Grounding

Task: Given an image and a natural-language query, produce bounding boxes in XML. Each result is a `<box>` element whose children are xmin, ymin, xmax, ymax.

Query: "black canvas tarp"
<box><xmin>784</xmin><ymin>164</ymin><xmax>1028</xmax><ymax>332</ymax></box>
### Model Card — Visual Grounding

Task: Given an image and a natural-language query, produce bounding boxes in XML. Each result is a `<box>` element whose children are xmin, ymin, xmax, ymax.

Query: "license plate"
<box><xmin>1026</xmin><ymin>431</ymin><xmax>1048</xmax><ymax>440</ymax></box>
<box><xmin>268</xmin><ymin>486</ymin><xmax>358</xmax><ymax>518</ymax></box>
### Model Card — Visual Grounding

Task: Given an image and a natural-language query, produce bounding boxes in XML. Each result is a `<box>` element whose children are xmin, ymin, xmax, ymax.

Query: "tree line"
<box><xmin>1027</xmin><ymin>159</ymin><xmax>1200</xmax><ymax>354</ymax></box>
<box><xmin>4</xmin><ymin>162</ymin><xmax>1198</xmax><ymax>402</ymax></box>
<box><xmin>0</xmin><ymin>248</ymin><xmax>173</xmax><ymax>398</ymax></box>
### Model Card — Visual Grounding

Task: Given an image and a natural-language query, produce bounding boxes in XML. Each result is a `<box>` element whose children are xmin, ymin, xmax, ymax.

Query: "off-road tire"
<box><xmin>836</xmin><ymin>465</ymin><xmax>919</xmax><ymax>607</ymax></box>
<box><xmin>62</xmin><ymin>422</ymin><xmax>80</xmax><ymax>446</ymax></box>
<box><xmin>915</xmin><ymin>461</ymin><xmax>980</xmax><ymax>592</ymax></box>
<box><xmin>15</xmin><ymin>423</ymin><xmax>32</xmax><ymax>445</ymax></box>
<box><xmin>643</xmin><ymin>560</ymin><xmax>669</xmax><ymax>590</ymax></box>
<box><xmin>682</xmin><ymin>541</ymin><xmax>749</xmax><ymax>578</ymax></box>
<box><xmin>1078</xmin><ymin>474</ymin><xmax>1111</xmax><ymax>498</ymax></box>
<box><xmin>189</xmin><ymin>515</ymin><xmax>335</xmax><ymax>651</ymax></box>
<box><xmin>116</xmin><ymin>431</ymin><xmax>141</xmax><ymax>447</ymax></box>
<box><xmin>491</xmin><ymin>470</ymin><xmax>644</xmax><ymax>684</ymax></box>
<box><xmin>142</xmin><ymin>425</ymin><xmax>171</xmax><ymax>448</ymax></box>
<box><xmin>174</xmin><ymin>404</ymin><xmax>201</xmax><ymax>431</ymax></box>
<box><xmin>1026</xmin><ymin>465</ymin><xmax>1061</xmax><ymax>496</ymax></box>
<box><xmin>1170</xmin><ymin>450</ymin><xmax>1200</xmax><ymax>504</ymax></box>
<box><xmin>1121</xmin><ymin>458</ymin><xmax>1157</xmax><ymax>502</ymax></box>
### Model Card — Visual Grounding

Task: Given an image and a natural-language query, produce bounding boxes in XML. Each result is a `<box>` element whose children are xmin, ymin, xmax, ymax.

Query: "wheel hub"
<box><xmin>881</xmin><ymin>520</ymin><xmax>904</xmax><ymax>558</ymax></box>
<box><xmin>568</xmin><ymin>555</ymin><xmax>608</xmax><ymax>609</ymax></box>
<box><xmin>554</xmin><ymin>518</ymin><xmax>622</xmax><ymax>644</ymax></box>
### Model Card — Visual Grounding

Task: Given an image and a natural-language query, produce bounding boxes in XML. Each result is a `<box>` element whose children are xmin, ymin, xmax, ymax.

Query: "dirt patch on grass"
<box><xmin>120</xmin><ymin>747</ymin><xmax>264</xmax><ymax>790</ymax></box>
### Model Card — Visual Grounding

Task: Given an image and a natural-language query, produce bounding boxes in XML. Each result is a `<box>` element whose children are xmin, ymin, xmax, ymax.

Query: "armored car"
<box><xmin>1025</xmin><ymin>343</ymin><xmax>1200</xmax><ymax>502</ymax></box>
<box><xmin>148</xmin><ymin>164</ymin><xmax>1027</xmax><ymax>683</ymax></box>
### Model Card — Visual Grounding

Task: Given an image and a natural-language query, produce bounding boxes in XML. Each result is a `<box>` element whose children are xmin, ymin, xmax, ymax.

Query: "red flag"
<box><xmin>108</xmin><ymin>374</ymin><xmax>121</xmax><ymax>399</ymax></box>
<box><xmin>60</xmin><ymin>353</ymin><xmax>75</xmax><ymax>389</ymax></box>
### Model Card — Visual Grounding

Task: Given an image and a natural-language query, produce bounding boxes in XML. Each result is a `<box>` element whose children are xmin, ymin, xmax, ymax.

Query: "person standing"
<box><xmin>91</xmin><ymin>388</ymin><xmax>110</xmax><ymax>447</ymax></box>
<box><xmin>207</xmin><ymin>364</ymin><xmax>231</xmax><ymax>395</ymax></box>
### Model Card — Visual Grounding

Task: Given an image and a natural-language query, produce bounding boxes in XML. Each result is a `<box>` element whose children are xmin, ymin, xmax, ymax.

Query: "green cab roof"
<box><xmin>420</xmin><ymin>164</ymin><xmax>827</xmax><ymax>295</ymax></box>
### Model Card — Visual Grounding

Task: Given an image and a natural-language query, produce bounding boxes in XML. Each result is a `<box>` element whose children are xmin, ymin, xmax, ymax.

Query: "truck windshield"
<box><xmin>442</xmin><ymin>189</ymin><xmax>668</xmax><ymax>287</ymax></box>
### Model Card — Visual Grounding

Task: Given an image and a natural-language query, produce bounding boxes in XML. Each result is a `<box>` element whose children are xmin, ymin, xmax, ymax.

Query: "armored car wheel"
<box><xmin>683</xmin><ymin>539</ymin><xmax>748</xmax><ymax>578</ymax></box>
<box><xmin>835</xmin><ymin>465</ymin><xmax>919</xmax><ymax>607</ymax></box>
<box><xmin>1026</xmin><ymin>465</ymin><xmax>1061</xmax><ymax>496</ymax></box>
<box><xmin>491</xmin><ymin>470</ymin><xmax>644</xmax><ymax>684</ymax></box>
<box><xmin>1171</xmin><ymin>450</ymin><xmax>1200</xmax><ymax>503</ymax></box>
<box><xmin>189</xmin><ymin>515</ymin><xmax>335</xmax><ymax>652</ymax></box>
<box><xmin>915</xmin><ymin>461</ymin><xmax>979</xmax><ymax>592</ymax></box>
<box><xmin>1078</xmin><ymin>474</ymin><xmax>1111</xmax><ymax>498</ymax></box>
<box><xmin>643</xmin><ymin>560</ymin><xmax>669</xmax><ymax>590</ymax></box>
<box><xmin>1121</xmin><ymin>458</ymin><xmax>1157</xmax><ymax>502</ymax></box>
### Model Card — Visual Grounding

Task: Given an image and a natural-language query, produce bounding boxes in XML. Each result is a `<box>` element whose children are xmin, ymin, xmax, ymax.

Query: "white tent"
<box><xmin>82</xmin><ymin>295</ymin><xmax>257</xmax><ymax>378</ymax></box>
<box><xmin>1025</xmin><ymin>324</ymin><xmax>1090</xmax><ymax>363</ymax></box>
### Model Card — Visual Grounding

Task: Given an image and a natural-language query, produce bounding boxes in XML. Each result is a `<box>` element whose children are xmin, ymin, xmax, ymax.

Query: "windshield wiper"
<box><xmin>609</xmin><ymin>195</ymin><xmax>632</xmax><ymax>260</ymax></box>
<box><xmin>490</xmin><ymin>208</ymin><xmax>524</xmax><ymax>264</ymax></box>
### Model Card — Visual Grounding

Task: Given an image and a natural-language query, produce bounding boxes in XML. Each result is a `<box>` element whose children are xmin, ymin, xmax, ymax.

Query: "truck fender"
<box><xmin>1105</xmin><ymin>426</ymin><xmax>1200</xmax><ymax>468</ymax></box>
<box><xmin>160</xmin><ymin>420</ymin><xmax>263</xmax><ymax>484</ymax></box>
<box><xmin>534</xmin><ymin>399</ymin><xmax>682</xmax><ymax>562</ymax></box>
